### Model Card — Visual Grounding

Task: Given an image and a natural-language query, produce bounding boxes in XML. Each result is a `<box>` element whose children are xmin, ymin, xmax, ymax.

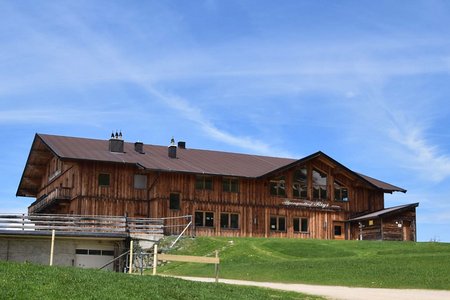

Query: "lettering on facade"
<box><xmin>282</xmin><ymin>199</ymin><xmax>341</xmax><ymax>210</ymax></box>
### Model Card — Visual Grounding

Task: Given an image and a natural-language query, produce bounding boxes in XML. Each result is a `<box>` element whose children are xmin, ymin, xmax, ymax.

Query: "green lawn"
<box><xmin>0</xmin><ymin>260</ymin><xmax>321</xmax><ymax>300</ymax></box>
<box><xmin>158</xmin><ymin>237</ymin><xmax>450</xmax><ymax>290</ymax></box>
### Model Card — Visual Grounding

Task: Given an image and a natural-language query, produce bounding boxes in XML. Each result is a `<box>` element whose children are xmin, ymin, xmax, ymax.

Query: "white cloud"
<box><xmin>1</xmin><ymin>1</ymin><xmax>450</xmax><ymax>164</ymax></box>
<box><xmin>386</xmin><ymin>112</ymin><xmax>450</xmax><ymax>182</ymax></box>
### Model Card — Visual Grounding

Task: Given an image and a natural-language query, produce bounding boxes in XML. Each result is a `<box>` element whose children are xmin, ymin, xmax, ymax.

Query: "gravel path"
<box><xmin>170</xmin><ymin>276</ymin><xmax>450</xmax><ymax>300</ymax></box>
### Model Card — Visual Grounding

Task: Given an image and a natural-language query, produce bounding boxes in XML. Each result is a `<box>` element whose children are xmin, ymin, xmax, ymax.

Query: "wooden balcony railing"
<box><xmin>0</xmin><ymin>214</ymin><xmax>164</xmax><ymax>236</ymax></box>
<box><xmin>28</xmin><ymin>187</ymin><xmax>72</xmax><ymax>214</ymax></box>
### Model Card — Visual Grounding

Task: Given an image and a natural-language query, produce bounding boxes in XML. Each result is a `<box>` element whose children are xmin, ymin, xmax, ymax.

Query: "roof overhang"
<box><xmin>16</xmin><ymin>134</ymin><xmax>56</xmax><ymax>197</ymax></box>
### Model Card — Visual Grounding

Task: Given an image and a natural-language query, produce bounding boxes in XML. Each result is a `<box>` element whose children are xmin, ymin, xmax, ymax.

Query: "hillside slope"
<box><xmin>158</xmin><ymin>237</ymin><xmax>450</xmax><ymax>290</ymax></box>
<box><xmin>0</xmin><ymin>260</ymin><xmax>320</xmax><ymax>300</ymax></box>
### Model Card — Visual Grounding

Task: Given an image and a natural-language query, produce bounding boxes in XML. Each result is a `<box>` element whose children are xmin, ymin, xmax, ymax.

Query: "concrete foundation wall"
<box><xmin>0</xmin><ymin>236</ymin><xmax>123</xmax><ymax>269</ymax></box>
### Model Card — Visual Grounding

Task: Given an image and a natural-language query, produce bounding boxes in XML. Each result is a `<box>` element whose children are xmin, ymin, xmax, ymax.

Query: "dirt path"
<box><xmin>170</xmin><ymin>276</ymin><xmax>450</xmax><ymax>300</ymax></box>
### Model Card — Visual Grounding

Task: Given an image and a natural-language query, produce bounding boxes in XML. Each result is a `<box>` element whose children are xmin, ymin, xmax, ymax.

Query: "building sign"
<box><xmin>282</xmin><ymin>199</ymin><xmax>341</xmax><ymax>210</ymax></box>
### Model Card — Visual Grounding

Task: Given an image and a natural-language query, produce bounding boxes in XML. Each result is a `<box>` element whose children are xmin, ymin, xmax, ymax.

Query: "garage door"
<box><xmin>75</xmin><ymin>248</ymin><xmax>115</xmax><ymax>271</ymax></box>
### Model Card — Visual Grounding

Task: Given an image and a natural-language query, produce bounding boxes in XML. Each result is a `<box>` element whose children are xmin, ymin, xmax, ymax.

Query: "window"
<box><xmin>134</xmin><ymin>174</ymin><xmax>147</xmax><ymax>189</ymax></box>
<box><xmin>75</xmin><ymin>249</ymin><xmax>88</xmax><ymax>255</ymax></box>
<box><xmin>98</xmin><ymin>173</ymin><xmax>110</xmax><ymax>187</ymax></box>
<box><xmin>293</xmin><ymin>218</ymin><xmax>309</xmax><ymax>233</ymax></box>
<box><xmin>270</xmin><ymin>176</ymin><xmax>286</xmax><ymax>197</ymax></box>
<box><xmin>89</xmin><ymin>250</ymin><xmax>101</xmax><ymax>255</ymax></box>
<box><xmin>195</xmin><ymin>175</ymin><xmax>213</xmax><ymax>190</ymax></box>
<box><xmin>293</xmin><ymin>168</ymin><xmax>308</xmax><ymax>198</ymax></box>
<box><xmin>223</xmin><ymin>178</ymin><xmax>239</xmax><ymax>193</ymax></box>
<box><xmin>76</xmin><ymin>249</ymin><xmax>114</xmax><ymax>256</ymax></box>
<box><xmin>169</xmin><ymin>193</ymin><xmax>180</xmax><ymax>210</ymax></box>
<box><xmin>270</xmin><ymin>216</ymin><xmax>286</xmax><ymax>232</ymax></box>
<box><xmin>312</xmin><ymin>169</ymin><xmax>327</xmax><ymax>200</ymax></box>
<box><xmin>195</xmin><ymin>211</ymin><xmax>214</xmax><ymax>227</ymax></box>
<box><xmin>334</xmin><ymin>180</ymin><xmax>348</xmax><ymax>201</ymax></box>
<box><xmin>334</xmin><ymin>225</ymin><xmax>342</xmax><ymax>236</ymax></box>
<box><xmin>102</xmin><ymin>250</ymin><xmax>114</xmax><ymax>256</ymax></box>
<box><xmin>49</xmin><ymin>157</ymin><xmax>62</xmax><ymax>181</ymax></box>
<box><xmin>220</xmin><ymin>213</ymin><xmax>239</xmax><ymax>229</ymax></box>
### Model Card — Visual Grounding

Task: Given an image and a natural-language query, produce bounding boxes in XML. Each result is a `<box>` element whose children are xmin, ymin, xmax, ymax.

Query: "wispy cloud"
<box><xmin>133</xmin><ymin>84</ymin><xmax>294</xmax><ymax>157</ymax></box>
<box><xmin>1</xmin><ymin>1</ymin><xmax>450</xmax><ymax>165</ymax></box>
<box><xmin>0</xmin><ymin>2</ymin><xmax>296</xmax><ymax>157</ymax></box>
<box><xmin>388</xmin><ymin>120</ymin><xmax>450</xmax><ymax>182</ymax></box>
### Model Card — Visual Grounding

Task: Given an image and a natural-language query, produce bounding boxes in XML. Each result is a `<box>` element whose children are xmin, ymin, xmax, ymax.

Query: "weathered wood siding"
<box><xmin>32</xmin><ymin>154</ymin><xmax>388</xmax><ymax>240</ymax></box>
<box><xmin>349</xmin><ymin>208</ymin><xmax>417</xmax><ymax>241</ymax></box>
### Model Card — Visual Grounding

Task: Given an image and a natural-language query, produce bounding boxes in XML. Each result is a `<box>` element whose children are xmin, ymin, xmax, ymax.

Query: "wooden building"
<box><xmin>16</xmin><ymin>133</ymin><xmax>418</xmax><ymax>241</ymax></box>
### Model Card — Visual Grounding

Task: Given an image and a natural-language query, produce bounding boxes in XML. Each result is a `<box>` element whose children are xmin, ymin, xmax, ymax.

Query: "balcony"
<box><xmin>0</xmin><ymin>213</ymin><xmax>164</xmax><ymax>236</ymax></box>
<box><xmin>28</xmin><ymin>187</ymin><xmax>72</xmax><ymax>214</ymax></box>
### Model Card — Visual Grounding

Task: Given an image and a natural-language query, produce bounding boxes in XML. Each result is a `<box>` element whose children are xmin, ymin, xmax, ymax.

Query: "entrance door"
<box><xmin>333</xmin><ymin>222</ymin><xmax>345</xmax><ymax>240</ymax></box>
<box><xmin>402</xmin><ymin>221</ymin><xmax>411</xmax><ymax>241</ymax></box>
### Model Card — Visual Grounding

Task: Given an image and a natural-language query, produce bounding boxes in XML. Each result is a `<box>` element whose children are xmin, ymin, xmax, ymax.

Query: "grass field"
<box><xmin>0</xmin><ymin>260</ymin><xmax>321</xmax><ymax>300</ymax></box>
<box><xmin>158</xmin><ymin>237</ymin><xmax>450</xmax><ymax>290</ymax></box>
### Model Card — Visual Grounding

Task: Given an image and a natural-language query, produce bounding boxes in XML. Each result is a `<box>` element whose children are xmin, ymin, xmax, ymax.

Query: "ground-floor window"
<box><xmin>195</xmin><ymin>211</ymin><xmax>214</xmax><ymax>227</ymax></box>
<box><xmin>220</xmin><ymin>213</ymin><xmax>239</xmax><ymax>229</ymax></box>
<box><xmin>270</xmin><ymin>216</ymin><xmax>286</xmax><ymax>232</ymax></box>
<box><xmin>293</xmin><ymin>218</ymin><xmax>308</xmax><ymax>233</ymax></box>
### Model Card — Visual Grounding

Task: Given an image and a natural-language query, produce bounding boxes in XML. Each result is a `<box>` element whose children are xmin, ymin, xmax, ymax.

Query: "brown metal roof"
<box><xmin>38</xmin><ymin>134</ymin><xmax>296</xmax><ymax>178</ymax></box>
<box><xmin>357</xmin><ymin>173</ymin><xmax>407</xmax><ymax>193</ymax></box>
<box><xmin>348</xmin><ymin>203</ymin><xmax>419</xmax><ymax>221</ymax></box>
<box><xmin>17</xmin><ymin>133</ymin><xmax>407</xmax><ymax>196</ymax></box>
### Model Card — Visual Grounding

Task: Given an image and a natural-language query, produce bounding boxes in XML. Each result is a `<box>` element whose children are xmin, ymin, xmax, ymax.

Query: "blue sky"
<box><xmin>1</xmin><ymin>0</ymin><xmax>450</xmax><ymax>242</ymax></box>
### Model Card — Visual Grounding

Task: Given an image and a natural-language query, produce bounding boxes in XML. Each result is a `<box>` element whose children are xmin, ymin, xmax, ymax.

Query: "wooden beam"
<box><xmin>158</xmin><ymin>253</ymin><xmax>219</xmax><ymax>264</ymax></box>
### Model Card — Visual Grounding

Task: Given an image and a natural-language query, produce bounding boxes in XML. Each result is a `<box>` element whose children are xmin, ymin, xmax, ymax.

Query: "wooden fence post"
<box><xmin>129</xmin><ymin>240</ymin><xmax>134</xmax><ymax>274</ymax></box>
<box><xmin>49</xmin><ymin>229</ymin><xmax>55</xmax><ymax>266</ymax></box>
<box><xmin>153</xmin><ymin>244</ymin><xmax>158</xmax><ymax>275</ymax></box>
<box><xmin>214</xmin><ymin>250</ymin><xmax>219</xmax><ymax>283</ymax></box>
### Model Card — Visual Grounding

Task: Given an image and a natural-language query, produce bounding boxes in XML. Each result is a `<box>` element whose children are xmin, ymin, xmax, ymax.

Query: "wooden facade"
<box><xmin>17</xmin><ymin>134</ymin><xmax>418</xmax><ymax>241</ymax></box>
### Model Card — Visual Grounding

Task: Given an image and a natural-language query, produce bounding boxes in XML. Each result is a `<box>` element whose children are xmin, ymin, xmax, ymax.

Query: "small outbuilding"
<box><xmin>348</xmin><ymin>203</ymin><xmax>419</xmax><ymax>241</ymax></box>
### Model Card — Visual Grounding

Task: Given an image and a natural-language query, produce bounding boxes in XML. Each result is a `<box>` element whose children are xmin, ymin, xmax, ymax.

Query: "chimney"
<box><xmin>177</xmin><ymin>141</ymin><xmax>186</xmax><ymax>149</ymax></box>
<box><xmin>109</xmin><ymin>131</ymin><xmax>124</xmax><ymax>153</ymax></box>
<box><xmin>134</xmin><ymin>141</ymin><xmax>144</xmax><ymax>154</ymax></box>
<box><xmin>168</xmin><ymin>137</ymin><xmax>177</xmax><ymax>158</ymax></box>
